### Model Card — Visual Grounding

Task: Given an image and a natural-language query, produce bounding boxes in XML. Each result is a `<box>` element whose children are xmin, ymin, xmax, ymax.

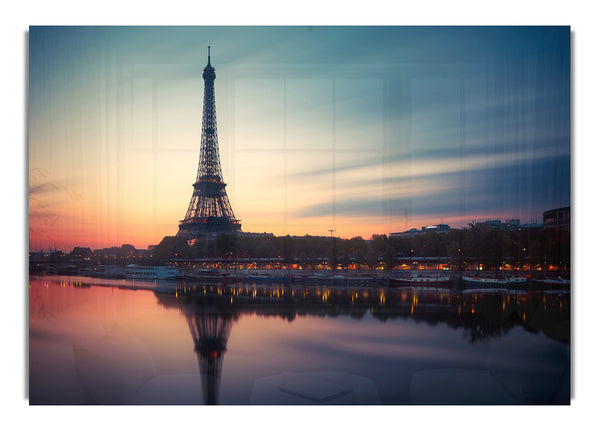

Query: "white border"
<box><xmin>5</xmin><ymin>2</ymin><xmax>598</xmax><ymax>430</ymax></box>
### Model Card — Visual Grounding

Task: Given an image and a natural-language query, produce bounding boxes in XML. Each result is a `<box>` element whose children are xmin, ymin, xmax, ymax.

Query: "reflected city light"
<box><xmin>29</xmin><ymin>274</ymin><xmax>571</xmax><ymax>405</ymax></box>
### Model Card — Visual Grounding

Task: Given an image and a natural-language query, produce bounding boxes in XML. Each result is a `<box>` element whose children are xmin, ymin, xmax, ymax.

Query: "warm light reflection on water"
<box><xmin>29</xmin><ymin>275</ymin><xmax>570</xmax><ymax>405</ymax></box>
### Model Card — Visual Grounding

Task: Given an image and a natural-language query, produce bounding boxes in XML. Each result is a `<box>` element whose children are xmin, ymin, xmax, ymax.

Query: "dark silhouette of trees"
<box><xmin>48</xmin><ymin>250</ymin><xmax>66</xmax><ymax>264</ymax></box>
<box><xmin>54</xmin><ymin>225</ymin><xmax>569</xmax><ymax>271</ymax></box>
<box><xmin>447</xmin><ymin>239</ymin><xmax>465</xmax><ymax>273</ymax></box>
<box><xmin>214</xmin><ymin>233</ymin><xmax>238</xmax><ymax>257</ymax></box>
<box><xmin>153</xmin><ymin>236</ymin><xmax>192</xmax><ymax>262</ymax></box>
<box><xmin>69</xmin><ymin>247</ymin><xmax>92</xmax><ymax>259</ymax></box>
<box><xmin>118</xmin><ymin>244</ymin><xmax>137</xmax><ymax>259</ymax></box>
<box><xmin>191</xmin><ymin>239</ymin><xmax>216</xmax><ymax>259</ymax></box>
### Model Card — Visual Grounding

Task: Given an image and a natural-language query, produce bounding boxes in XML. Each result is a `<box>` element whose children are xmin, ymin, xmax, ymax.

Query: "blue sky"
<box><xmin>28</xmin><ymin>26</ymin><xmax>570</xmax><ymax>248</ymax></box>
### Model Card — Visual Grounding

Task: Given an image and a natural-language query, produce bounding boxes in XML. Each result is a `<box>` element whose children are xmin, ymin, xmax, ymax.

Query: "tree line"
<box><xmin>34</xmin><ymin>224</ymin><xmax>570</xmax><ymax>271</ymax></box>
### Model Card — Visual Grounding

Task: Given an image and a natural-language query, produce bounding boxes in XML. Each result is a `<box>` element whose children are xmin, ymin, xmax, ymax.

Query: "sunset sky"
<box><xmin>28</xmin><ymin>26</ymin><xmax>570</xmax><ymax>251</ymax></box>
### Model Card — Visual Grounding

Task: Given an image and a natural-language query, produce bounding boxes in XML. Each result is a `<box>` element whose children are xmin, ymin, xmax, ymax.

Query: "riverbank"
<box><xmin>30</xmin><ymin>266</ymin><xmax>571</xmax><ymax>292</ymax></box>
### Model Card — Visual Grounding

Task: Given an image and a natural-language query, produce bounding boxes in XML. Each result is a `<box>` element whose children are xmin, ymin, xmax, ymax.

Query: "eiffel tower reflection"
<box><xmin>156</xmin><ymin>292</ymin><xmax>238</xmax><ymax>405</ymax></box>
<box><xmin>184</xmin><ymin>306</ymin><xmax>234</xmax><ymax>405</ymax></box>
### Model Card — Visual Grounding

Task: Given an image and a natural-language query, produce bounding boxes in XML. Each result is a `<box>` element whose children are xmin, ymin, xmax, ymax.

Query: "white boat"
<box><xmin>390</xmin><ymin>272</ymin><xmax>451</xmax><ymax>287</ymax></box>
<box><xmin>124</xmin><ymin>265</ymin><xmax>181</xmax><ymax>280</ymax></box>
<box><xmin>185</xmin><ymin>269</ymin><xmax>238</xmax><ymax>282</ymax></box>
<box><xmin>535</xmin><ymin>276</ymin><xmax>570</xmax><ymax>287</ymax></box>
<box><xmin>462</xmin><ymin>275</ymin><xmax>527</xmax><ymax>287</ymax></box>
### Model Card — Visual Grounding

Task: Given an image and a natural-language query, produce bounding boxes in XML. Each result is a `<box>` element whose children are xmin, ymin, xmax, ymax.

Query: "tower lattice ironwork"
<box><xmin>178</xmin><ymin>47</ymin><xmax>241</xmax><ymax>241</ymax></box>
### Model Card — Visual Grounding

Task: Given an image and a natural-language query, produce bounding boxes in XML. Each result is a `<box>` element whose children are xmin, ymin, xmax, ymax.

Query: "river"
<box><xmin>28</xmin><ymin>275</ymin><xmax>570</xmax><ymax>405</ymax></box>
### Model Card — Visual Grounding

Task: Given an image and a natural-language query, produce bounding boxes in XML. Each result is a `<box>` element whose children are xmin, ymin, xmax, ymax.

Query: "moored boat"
<box><xmin>462</xmin><ymin>275</ymin><xmax>527</xmax><ymax>287</ymax></box>
<box><xmin>534</xmin><ymin>276</ymin><xmax>570</xmax><ymax>288</ymax></box>
<box><xmin>185</xmin><ymin>269</ymin><xmax>239</xmax><ymax>282</ymax></box>
<box><xmin>389</xmin><ymin>272</ymin><xmax>451</xmax><ymax>287</ymax></box>
<box><xmin>124</xmin><ymin>265</ymin><xmax>181</xmax><ymax>280</ymax></box>
<box><xmin>46</xmin><ymin>265</ymin><xmax>79</xmax><ymax>275</ymax></box>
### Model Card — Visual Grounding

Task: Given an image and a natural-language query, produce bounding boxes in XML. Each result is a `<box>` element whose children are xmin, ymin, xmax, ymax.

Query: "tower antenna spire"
<box><xmin>208</xmin><ymin>45</ymin><xmax>211</xmax><ymax>64</ymax></box>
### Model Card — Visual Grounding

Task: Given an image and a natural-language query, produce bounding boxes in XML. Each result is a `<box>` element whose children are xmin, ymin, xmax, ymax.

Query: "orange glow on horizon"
<box><xmin>29</xmin><ymin>207</ymin><xmax>532</xmax><ymax>252</ymax></box>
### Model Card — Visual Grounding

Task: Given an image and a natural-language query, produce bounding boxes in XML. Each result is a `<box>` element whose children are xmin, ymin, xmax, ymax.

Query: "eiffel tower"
<box><xmin>178</xmin><ymin>47</ymin><xmax>241</xmax><ymax>242</ymax></box>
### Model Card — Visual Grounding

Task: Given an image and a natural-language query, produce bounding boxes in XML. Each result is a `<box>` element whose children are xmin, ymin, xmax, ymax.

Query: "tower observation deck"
<box><xmin>177</xmin><ymin>47</ymin><xmax>241</xmax><ymax>241</ymax></box>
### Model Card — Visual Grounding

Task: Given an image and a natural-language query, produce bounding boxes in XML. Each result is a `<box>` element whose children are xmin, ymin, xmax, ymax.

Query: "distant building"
<box><xmin>543</xmin><ymin>206</ymin><xmax>570</xmax><ymax>231</ymax></box>
<box><xmin>504</xmin><ymin>219</ymin><xmax>521</xmax><ymax>230</ymax></box>
<box><xmin>521</xmin><ymin>222</ymin><xmax>543</xmax><ymax>229</ymax></box>
<box><xmin>476</xmin><ymin>219</ymin><xmax>521</xmax><ymax>231</ymax></box>
<box><xmin>421</xmin><ymin>224</ymin><xmax>451</xmax><ymax>233</ymax></box>
<box><xmin>478</xmin><ymin>219</ymin><xmax>502</xmax><ymax>229</ymax></box>
<box><xmin>389</xmin><ymin>228</ymin><xmax>419</xmax><ymax>238</ymax></box>
<box><xmin>390</xmin><ymin>224</ymin><xmax>451</xmax><ymax>238</ymax></box>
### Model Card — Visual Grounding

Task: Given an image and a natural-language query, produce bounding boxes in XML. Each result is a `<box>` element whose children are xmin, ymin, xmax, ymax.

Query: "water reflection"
<box><xmin>159</xmin><ymin>282</ymin><xmax>569</xmax><ymax>344</ymax></box>
<box><xmin>151</xmin><ymin>282</ymin><xmax>569</xmax><ymax>404</ymax></box>
<box><xmin>29</xmin><ymin>276</ymin><xmax>570</xmax><ymax>404</ymax></box>
<box><xmin>156</xmin><ymin>294</ymin><xmax>238</xmax><ymax>404</ymax></box>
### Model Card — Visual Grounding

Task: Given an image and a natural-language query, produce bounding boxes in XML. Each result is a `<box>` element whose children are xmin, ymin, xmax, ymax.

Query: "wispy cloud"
<box><xmin>285</xmin><ymin>138</ymin><xmax>569</xmax><ymax>188</ymax></box>
<box><xmin>29</xmin><ymin>182</ymin><xmax>61</xmax><ymax>195</ymax></box>
<box><xmin>292</xmin><ymin>154</ymin><xmax>570</xmax><ymax>225</ymax></box>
